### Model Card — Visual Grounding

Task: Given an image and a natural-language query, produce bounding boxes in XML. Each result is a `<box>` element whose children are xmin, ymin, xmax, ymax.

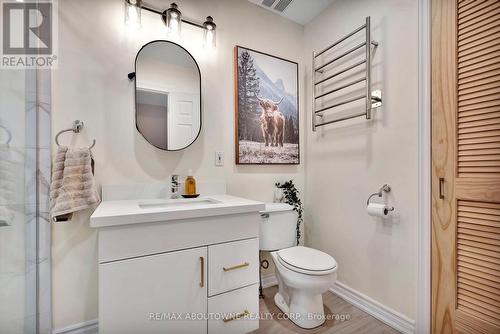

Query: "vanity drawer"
<box><xmin>208</xmin><ymin>284</ymin><xmax>259</xmax><ymax>334</ymax></box>
<box><xmin>208</xmin><ymin>238</ymin><xmax>259</xmax><ymax>296</ymax></box>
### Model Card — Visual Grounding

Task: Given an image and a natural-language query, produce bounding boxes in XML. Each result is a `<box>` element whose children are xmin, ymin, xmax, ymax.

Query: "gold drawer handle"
<box><xmin>223</xmin><ymin>262</ymin><xmax>249</xmax><ymax>272</ymax></box>
<box><xmin>199</xmin><ymin>257</ymin><xmax>205</xmax><ymax>287</ymax></box>
<box><xmin>223</xmin><ymin>310</ymin><xmax>250</xmax><ymax>323</ymax></box>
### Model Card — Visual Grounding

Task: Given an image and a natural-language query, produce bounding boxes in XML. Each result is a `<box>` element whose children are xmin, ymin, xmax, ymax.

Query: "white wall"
<box><xmin>51</xmin><ymin>0</ymin><xmax>305</xmax><ymax>330</ymax></box>
<box><xmin>304</xmin><ymin>0</ymin><xmax>418</xmax><ymax>319</ymax></box>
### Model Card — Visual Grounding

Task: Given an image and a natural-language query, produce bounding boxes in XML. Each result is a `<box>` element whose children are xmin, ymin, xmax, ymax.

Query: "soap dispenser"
<box><xmin>185</xmin><ymin>169</ymin><xmax>197</xmax><ymax>195</ymax></box>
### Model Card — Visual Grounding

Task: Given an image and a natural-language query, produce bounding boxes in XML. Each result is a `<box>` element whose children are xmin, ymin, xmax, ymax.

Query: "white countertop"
<box><xmin>90</xmin><ymin>194</ymin><xmax>265</xmax><ymax>228</ymax></box>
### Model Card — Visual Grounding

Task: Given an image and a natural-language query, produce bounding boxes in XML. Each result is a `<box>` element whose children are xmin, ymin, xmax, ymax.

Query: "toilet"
<box><xmin>260</xmin><ymin>203</ymin><xmax>338</xmax><ymax>329</ymax></box>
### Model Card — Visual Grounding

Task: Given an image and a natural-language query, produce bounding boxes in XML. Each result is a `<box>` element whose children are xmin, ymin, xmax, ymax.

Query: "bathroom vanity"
<box><xmin>90</xmin><ymin>192</ymin><xmax>264</xmax><ymax>334</ymax></box>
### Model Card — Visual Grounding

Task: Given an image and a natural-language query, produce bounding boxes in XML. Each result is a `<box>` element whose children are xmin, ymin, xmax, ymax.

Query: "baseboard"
<box><xmin>330</xmin><ymin>281</ymin><xmax>416</xmax><ymax>334</ymax></box>
<box><xmin>261</xmin><ymin>273</ymin><xmax>278</xmax><ymax>288</ymax></box>
<box><xmin>262</xmin><ymin>273</ymin><xmax>415</xmax><ymax>334</ymax></box>
<box><xmin>52</xmin><ymin>319</ymin><xmax>98</xmax><ymax>334</ymax></box>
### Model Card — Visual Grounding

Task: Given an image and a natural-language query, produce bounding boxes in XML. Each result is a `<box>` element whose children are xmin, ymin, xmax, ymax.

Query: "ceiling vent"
<box><xmin>261</xmin><ymin>0</ymin><xmax>276</xmax><ymax>7</ymax></box>
<box><xmin>258</xmin><ymin>0</ymin><xmax>293</xmax><ymax>13</ymax></box>
<box><xmin>248</xmin><ymin>0</ymin><xmax>334</xmax><ymax>25</ymax></box>
<box><xmin>273</xmin><ymin>0</ymin><xmax>293</xmax><ymax>12</ymax></box>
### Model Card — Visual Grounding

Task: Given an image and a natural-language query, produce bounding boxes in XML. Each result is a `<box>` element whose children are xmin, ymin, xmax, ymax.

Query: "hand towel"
<box><xmin>50</xmin><ymin>146</ymin><xmax>100</xmax><ymax>222</ymax></box>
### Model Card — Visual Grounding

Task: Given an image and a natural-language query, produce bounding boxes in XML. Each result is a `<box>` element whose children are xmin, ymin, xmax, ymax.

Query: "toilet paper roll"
<box><xmin>367</xmin><ymin>203</ymin><xmax>392</xmax><ymax>217</ymax></box>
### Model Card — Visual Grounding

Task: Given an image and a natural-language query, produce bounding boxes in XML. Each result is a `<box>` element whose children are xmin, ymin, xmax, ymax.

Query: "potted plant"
<box><xmin>275</xmin><ymin>180</ymin><xmax>303</xmax><ymax>245</ymax></box>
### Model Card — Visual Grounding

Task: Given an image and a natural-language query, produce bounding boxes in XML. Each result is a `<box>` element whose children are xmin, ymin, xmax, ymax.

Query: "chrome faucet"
<box><xmin>170</xmin><ymin>174</ymin><xmax>180</xmax><ymax>199</ymax></box>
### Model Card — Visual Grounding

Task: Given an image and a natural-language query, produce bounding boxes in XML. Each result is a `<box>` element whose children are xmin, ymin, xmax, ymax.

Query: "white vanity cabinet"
<box><xmin>91</xmin><ymin>196</ymin><xmax>264</xmax><ymax>334</ymax></box>
<box><xmin>99</xmin><ymin>247</ymin><xmax>208</xmax><ymax>334</ymax></box>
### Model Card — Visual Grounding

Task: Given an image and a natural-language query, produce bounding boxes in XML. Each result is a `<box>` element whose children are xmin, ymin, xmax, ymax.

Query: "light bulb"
<box><xmin>164</xmin><ymin>3</ymin><xmax>182</xmax><ymax>38</ymax></box>
<box><xmin>205</xmin><ymin>30</ymin><xmax>214</xmax><ymax>48</ymax></box>
<box><xmin>125</xmin><ymin>0</ymin><xmax>141</xmax><ymax>29</ymax></box>
<box><xmin>169</xmin><ymin>18</ymin><xmax>180</xmax><ymax>37</ymax></box>
<box><xmin>203</xmin><ymin>16</ymin><xmax>216</xmax><ymax>49</ymax></box>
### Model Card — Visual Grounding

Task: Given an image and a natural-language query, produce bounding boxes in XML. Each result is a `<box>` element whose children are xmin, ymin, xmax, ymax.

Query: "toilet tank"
<box><xmin>259</xmin><ymin>203</ymin><xmax>297</xmax><ymax>251</ymax></box>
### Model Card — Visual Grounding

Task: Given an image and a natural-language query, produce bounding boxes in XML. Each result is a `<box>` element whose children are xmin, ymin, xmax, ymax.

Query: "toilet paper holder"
<box><xmin>366</xmin><ymin>184</ymin><xmax>394</xmax><ymax>211</ymax></box>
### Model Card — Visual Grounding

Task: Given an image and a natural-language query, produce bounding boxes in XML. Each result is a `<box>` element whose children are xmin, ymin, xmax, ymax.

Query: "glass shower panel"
<box><xmin>0</xmin><ymin>68</ymin><xmax>38</xmax><ymax>333</ymax></box>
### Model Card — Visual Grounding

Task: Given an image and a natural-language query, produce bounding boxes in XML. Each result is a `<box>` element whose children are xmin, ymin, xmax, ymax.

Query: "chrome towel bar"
<box><xmin>315</xmin><ymin>42</ymin><xmax>365</xmax><ymax>73</ymax></box>
<box><xmin>314</xmin><ymin>59</ymin><xmax>366</xmax><ymax>86</ymax></box>
<box><xmin>312</xmin><ymin>16</ymin><xmax>382</xmax><ymax>131</ymax></box>
<box><xmin>314</xmin><ymin>23</ymin><xmax>378</xmax><ymax>58</ymax></box>
<box><xmin>315</xmin><ymin>77</ymin><xmax>366</xmax><ymax>100</ymax></box>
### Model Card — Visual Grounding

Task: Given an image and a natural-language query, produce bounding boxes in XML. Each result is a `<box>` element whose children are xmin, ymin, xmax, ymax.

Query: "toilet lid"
<box><xmin>277</xmin><ymin>246</ymin><xmax>337</xmax><ymax>273</ymax></box>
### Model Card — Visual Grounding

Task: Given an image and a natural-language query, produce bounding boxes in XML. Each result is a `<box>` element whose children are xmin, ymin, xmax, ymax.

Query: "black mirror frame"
<box><xmin>132</xmin><ymin>40</ymin><xmax>202</xmax><ymax>152</ymax></box>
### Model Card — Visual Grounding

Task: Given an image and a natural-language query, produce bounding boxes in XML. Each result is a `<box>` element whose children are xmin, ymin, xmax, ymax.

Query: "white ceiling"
<box><xmin>247</xmin><ymin>0</ymin><xmax>333</xmax><ymax>25</ymax></box>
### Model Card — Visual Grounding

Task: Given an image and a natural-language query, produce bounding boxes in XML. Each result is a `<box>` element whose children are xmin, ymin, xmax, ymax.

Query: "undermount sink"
<box><xmin>138</xmin><ymin>197</ymin><xmax>221</xmax><ymax>209</ymax></box>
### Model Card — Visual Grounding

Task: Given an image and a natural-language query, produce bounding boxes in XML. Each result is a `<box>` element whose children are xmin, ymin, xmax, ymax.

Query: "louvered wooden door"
<box><xmin>432</xmin><ymin>0</ymin><xmax>500</xmax><ymax>333</ymax></box>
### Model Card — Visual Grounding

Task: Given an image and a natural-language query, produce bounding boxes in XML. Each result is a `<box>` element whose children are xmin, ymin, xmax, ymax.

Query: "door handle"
<box><xmin>439</xmin><ymin>178</ymin><xmax>445</xmax><ymax>199</ymax></box>
<box><xmin>199</xmin><ymin>256</ymin><xmax>205</xmax><ymax>288</ymax></box>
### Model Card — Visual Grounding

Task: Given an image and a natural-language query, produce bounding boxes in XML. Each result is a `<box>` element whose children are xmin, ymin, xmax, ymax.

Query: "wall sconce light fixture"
<box><xmin>124</xmin><ymin>0</ymin><xmax>142</xmax><ymax>28</ymax></box>
<box><xmin>203</xmin><ymin>16</ymin><xmax>216</xmax><ymax>48</ymax></box>
<box><xmin>125</xmin><ymin>1</ymin><xmax>217</xmax><ymax>48</ymax></box>
<box><xmin>163</xmin><ymin>3</ymin><xmax>182</xmax><ymax>38</ymax></box>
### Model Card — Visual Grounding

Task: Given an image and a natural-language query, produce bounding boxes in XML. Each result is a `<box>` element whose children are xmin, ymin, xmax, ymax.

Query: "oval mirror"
<box><xmin>135</xmin><ymin>41</ymin><xmax>201</xmax><ymax>151</ymax></box>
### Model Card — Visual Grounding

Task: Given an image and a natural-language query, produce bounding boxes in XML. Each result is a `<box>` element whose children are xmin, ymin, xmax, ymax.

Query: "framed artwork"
<box><xmin>234</xmin><ymin>46</ymin><xmax>299</xmax><ymax>165</ymax></box>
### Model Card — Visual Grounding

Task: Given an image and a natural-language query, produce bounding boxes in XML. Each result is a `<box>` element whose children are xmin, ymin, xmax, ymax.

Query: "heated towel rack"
<box><xmin>312</xmin><ymin>16</ymin><xmax>382</xmax><ymax>131</ymax></box>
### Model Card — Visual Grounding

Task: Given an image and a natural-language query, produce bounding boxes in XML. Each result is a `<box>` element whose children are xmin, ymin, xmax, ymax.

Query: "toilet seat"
<box><xmin>277</xmin><ymin>246</ymin><xmax>337</xmax><ymax>276</ymax></box>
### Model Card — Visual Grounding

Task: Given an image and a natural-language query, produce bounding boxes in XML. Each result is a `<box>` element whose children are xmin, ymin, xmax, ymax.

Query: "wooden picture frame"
<box><xmin>234</xmin><ymin>46</ymin><xmax>299</xmax><ymax>165</ymax></box>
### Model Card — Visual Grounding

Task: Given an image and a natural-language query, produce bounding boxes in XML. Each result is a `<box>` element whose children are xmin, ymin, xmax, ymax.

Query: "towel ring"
<box><xmin>55</xmin><ymin>120</ymin><xmax>96</xmax><ymax>149</ymax></box>
<box><xmin>0</xmin><ymin>124</ymin><xmax>12</xmax><ymax>145</ymax></box>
